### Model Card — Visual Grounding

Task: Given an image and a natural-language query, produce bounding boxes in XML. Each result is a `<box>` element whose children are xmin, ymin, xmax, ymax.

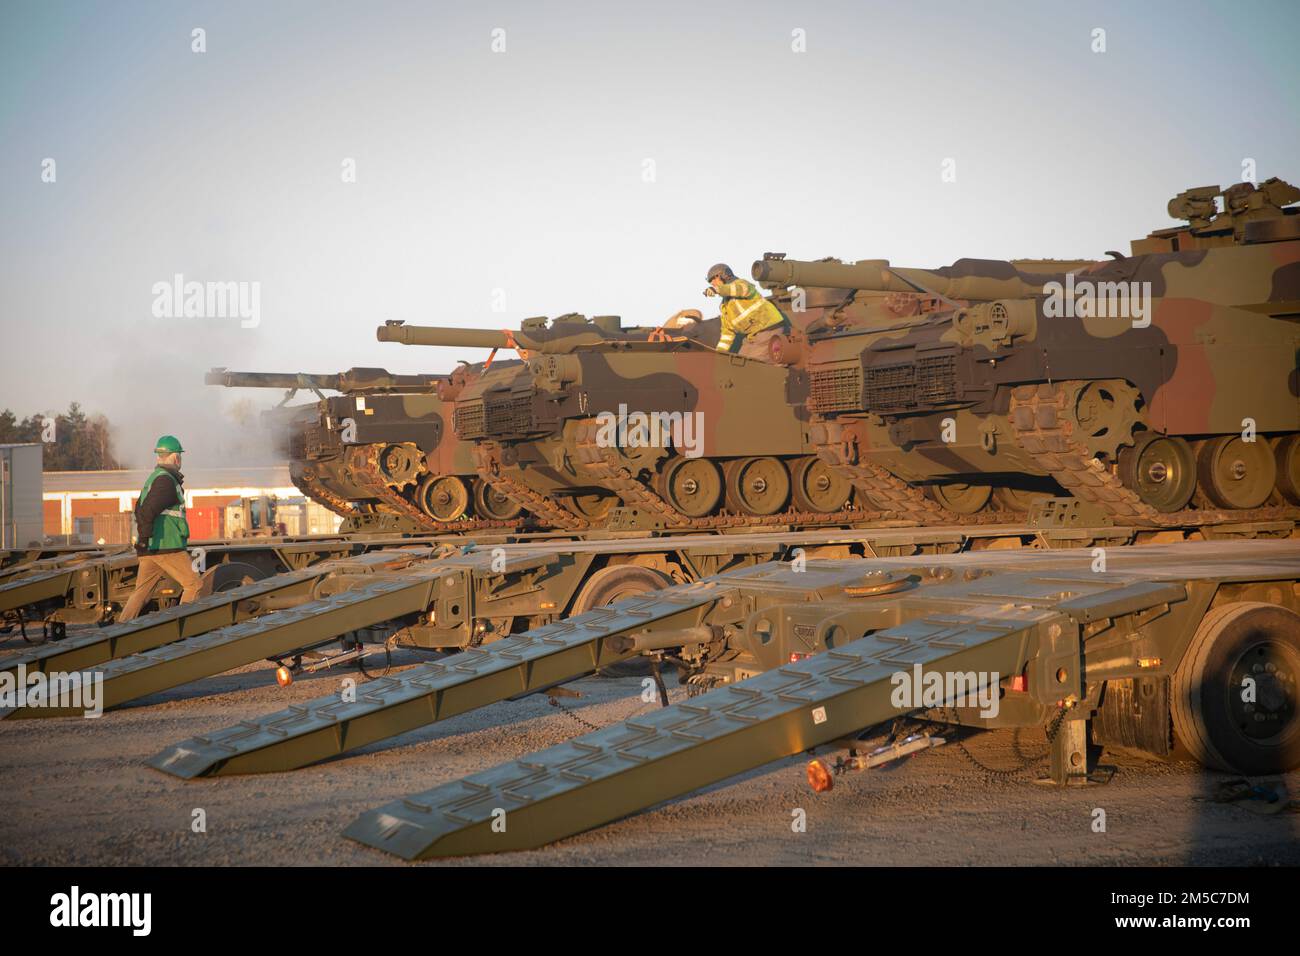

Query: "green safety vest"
<box><xmin>138</xmin><ymin>466</ymin><xmax>189</xmax><ymax>551</ymax></box>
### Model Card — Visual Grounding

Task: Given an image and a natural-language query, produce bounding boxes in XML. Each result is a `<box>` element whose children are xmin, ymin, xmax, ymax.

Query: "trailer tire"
<box><xmin>206</xmin><ymin>561</ymin><xmax>269</xmax><ymax>595</ymax></box>
<box><xmin>571</xmin><ymin>565</ymin><xmax>671</xmax><ymax>679</ymax></box>
<box><xmin>1171</xmin><ymin>601</ymin><xmax>1300</xmax><ymax>774</ymax></box>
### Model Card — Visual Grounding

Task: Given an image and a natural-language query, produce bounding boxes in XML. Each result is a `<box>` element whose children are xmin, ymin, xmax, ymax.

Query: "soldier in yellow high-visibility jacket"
<box><xmin>703</xmin><ymin>263</ymin><xmax>789</xmax><ymax>362</ymax></box>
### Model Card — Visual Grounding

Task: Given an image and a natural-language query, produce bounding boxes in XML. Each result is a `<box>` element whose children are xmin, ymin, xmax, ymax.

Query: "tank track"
<box><xmin>570</xmin><ymin>419</ymin><xmax>871</xmax><ymax>530</ymax></box>
<box><xmin>1008</xmin><ymin>382</ymin><xmax>1300</xmax><ymax>527</ymax></box>
<box><xmin>813</xmin><ymin>424</ymin><xmax>1012</xmax><ymax>526</ymax></box>
<box><xmin>347</xmin><ymin>444</ymin><xmax>527</xmax><ymax>534</ymax></box>
<box><xmin>289</xmin><ymin>465</ymin><xmax>360</xmax><ymax>518</ymax></box>
<box><xmin>472</xmin><ymin>442</ymin><xmax>590</xmax><ymax>531</ymax></box>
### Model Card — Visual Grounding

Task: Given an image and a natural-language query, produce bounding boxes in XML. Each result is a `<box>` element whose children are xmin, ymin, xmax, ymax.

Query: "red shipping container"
<box><xmin>186</xmin><ymin>506</ymin><xmax>223</xmax><ymax>542</ymax></box>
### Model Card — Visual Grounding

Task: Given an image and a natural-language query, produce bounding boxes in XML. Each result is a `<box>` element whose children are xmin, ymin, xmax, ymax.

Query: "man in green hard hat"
<box><xmin>119</xmin><ymin>435</ymin><xmax>203</xmax><ymax>622</ymax></box>
<box><xmin>703</xmin><ymin>263</ymin><xmax>790</xmax><ymax>362</ymax></box>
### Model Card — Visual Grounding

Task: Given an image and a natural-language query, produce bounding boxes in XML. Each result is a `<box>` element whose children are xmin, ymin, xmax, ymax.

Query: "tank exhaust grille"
<box><xmin>860</xmin><ymin>354</ymin><xmax>959</xmax><ymax>411</ymax></box>
<box><xmin>454</xmin><ymin>400</ymin><xmax>486</xmax><ymax>439</ymax></box>
<box><xmin>863</xmin><ymin>363</ymin><xmax>915</xmax><ymax>409</ymax></box>
<box><xmin>808</xmin><ymin>362</ymin><xmax>863</xmax><ymax>413</ymax></box>
<box><xmin>484</xmin><ymin>393</ymin><xmax>536</xmax><ymax>436</ymax></box>
<box><xmin>915</xmin><ymin>354</ymin><xmax>958</xmax><ymax>404</ymax></box>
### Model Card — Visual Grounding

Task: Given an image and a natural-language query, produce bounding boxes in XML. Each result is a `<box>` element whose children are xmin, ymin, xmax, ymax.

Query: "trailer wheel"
<box><xmin>571</xmin><ymin>565</ymin><xmax>671</xmax><ymax>678</ymax></box>
<box><xmin>207</xmin><ymin>561</ymin><xmax>269</xmax><ymax>594</ymax></box>
<box><xmin>1171</xmin><ymin>602</ymin><xmax>1300</xmax><ymax>774</ymax></box>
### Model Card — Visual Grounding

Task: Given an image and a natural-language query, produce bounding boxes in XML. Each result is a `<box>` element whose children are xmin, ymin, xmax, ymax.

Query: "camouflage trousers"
<box><xmin>737</xmin><ymin>324</ymin><xmax>788</xmax><ymax>363</ymax></box>
<box><xmin>119</xmin><ymin>551</ymin><xmax>202</xmax><ymax>622</ymax></box>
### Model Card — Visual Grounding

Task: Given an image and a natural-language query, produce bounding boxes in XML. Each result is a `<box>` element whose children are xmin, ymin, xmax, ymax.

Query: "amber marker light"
<box><xmin>806</xmin><ymin>758</ymin><xmax>834</xmax><ymax>793</ymax></box>
<box><xmin>275</xmin><ymin>665</ymin><xmax>293</xmax><ymax>687</ymax></box>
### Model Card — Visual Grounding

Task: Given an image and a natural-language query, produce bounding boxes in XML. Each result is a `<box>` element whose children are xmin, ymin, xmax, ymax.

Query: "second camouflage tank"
<box><xmin>377</xmin><ymin>313</ymin><xmax>871</xmax><ymax>529</ymax></box>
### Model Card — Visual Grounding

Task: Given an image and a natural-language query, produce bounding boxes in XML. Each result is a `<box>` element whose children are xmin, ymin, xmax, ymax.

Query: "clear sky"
<box><xmin>2</xmin><ymin>0</ymin><xmax>1298</xmax><ymax>467</ymax></box>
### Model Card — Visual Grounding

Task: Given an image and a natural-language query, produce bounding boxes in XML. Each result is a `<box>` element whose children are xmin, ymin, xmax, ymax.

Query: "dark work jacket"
<box><xmin>135</xmin><ymin>465</ymin><xmax>186</xmax><ymax>554</ymax></box>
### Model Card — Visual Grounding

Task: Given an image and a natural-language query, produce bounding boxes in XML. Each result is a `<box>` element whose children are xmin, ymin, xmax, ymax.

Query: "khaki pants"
<box><xmin>737</xmin><ymin>325</ymin><xmax>787</xmax><ymax>363</ymax></box>
<box><xmin>119</xmin><ymin>551</ymin><xmax>202</xmax><ymax>622</ymax></box>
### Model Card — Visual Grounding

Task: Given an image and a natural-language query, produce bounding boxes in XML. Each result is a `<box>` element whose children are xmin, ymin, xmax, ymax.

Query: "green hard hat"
<box><xmin>154</xmin><ymin>435</ymin><xmax>185</xmax><ymax>454</ymax></box>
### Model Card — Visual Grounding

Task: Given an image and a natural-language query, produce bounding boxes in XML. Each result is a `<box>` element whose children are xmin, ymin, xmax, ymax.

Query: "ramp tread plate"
<box><xmin>344</xmin><ymin>605</ymin><xmax>1048</xmax><ymax>858</ymax></box>
<box><xmin>148</xmin><ymin>583</ymin><xmax>720</xmax><ymax>776</ymax></box>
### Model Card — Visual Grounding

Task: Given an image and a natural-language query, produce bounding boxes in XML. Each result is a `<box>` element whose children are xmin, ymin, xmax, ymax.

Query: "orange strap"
<box><xmin>502</xmin><ymin>329</ymin><xmax>531</xmax><ymax>360</ymax></box>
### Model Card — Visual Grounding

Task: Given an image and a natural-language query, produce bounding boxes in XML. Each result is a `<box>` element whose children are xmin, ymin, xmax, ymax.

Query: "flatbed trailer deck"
<box><xmin>9</xmin><ymin>519</ymin><xmax>1291</xmax><ymax>721</ymax></box>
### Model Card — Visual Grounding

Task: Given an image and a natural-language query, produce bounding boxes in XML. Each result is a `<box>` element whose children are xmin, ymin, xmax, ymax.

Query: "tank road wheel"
<box><xmin>1172</xmin><ymin>602</ymin><xmax>1300</xmax><ymax>774</ymax></box>
<box><xmin>561</xmin><ymin>493</ymin><xmax>616</xmax><ymax>523</ymax></box>
<box><xmin>925</xmin><ymin>482</ymin><xmax>992</xmax><ymax>515</ymax></box>
<box><xmin>852</xmin><ymin>486</ymin><xmax>888</xmax><ymax>511</ymax></box>
<box><xmin>991</xmin><ymin>486</ymin><xmax>1052</xmax><ymax>513</ymax></box>
<box><xmin>1196</xmin><ymin>435</ymin><xmax>1276</xmax><ymax>510</ymax></box>
<box><xmin>790</xmin><ymin>456</ymin><xmax>852</xmax><ymax>514</ymax></box>
<box><xmin>1117</xmin><ymin>433</ymin><xmax>1197</xmax><ymax>513</ymax></box>
<box><xmin>1271</xmin><ymin>434</ymin><xmax>1300</xmax><ymax>504</ymax></box>
<box><xmin>472</xmin><ymin>479</ymin><xmax>524</xmax><ymax>521</ymax></box>
<box><xmin>659</xmin><ymin>457</ymin><xmax>724</xmax><ymax>518</ymax></box>
<box><xmin>378</xmin><ymin>443</ymin><xmax>422</xmax><ymax>490</ymax></box>
<box><xmin>725</xmin><ymin>456</ymin><xmax>791</xmax><ymax>516</ymax></box>
<box><xmin>571</xmin><ymin>565</ymin><xmax>672</xmax><ymax>678</ymax></box>
<box><xmin>416</xmin><ymin>475</ymin><xmax>470</xmax><ymax>522</ymax></box>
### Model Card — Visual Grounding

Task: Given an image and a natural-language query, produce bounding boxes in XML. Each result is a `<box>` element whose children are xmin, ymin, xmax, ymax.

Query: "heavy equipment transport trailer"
<box><xmin>0</xmin><ymin>529</ymin><xmax>533</xmax><ymax>628</ymax></box>
<box><xmin>337</xmin><ymin>537</ymin><xmax>1300</xmax><ymax>859</ymax></box>
<box><xmin>5</xmin><ymin>522</ymin><xmax>1020</xmax><ymax>722</ymax></box>
<box><xmin>144</xmin><ymin>521</ymin><xmax>1297</xmax><ymax>780</ymax></box>
<box><xmin>6</xmin><ymin>507</ymin><xmax>1290</xmax><ymax>630</ymax></box>
<box><xmin>0</xmin><ymin>543</ymin><xmax>128</xmax><ymax>580</ymax></box>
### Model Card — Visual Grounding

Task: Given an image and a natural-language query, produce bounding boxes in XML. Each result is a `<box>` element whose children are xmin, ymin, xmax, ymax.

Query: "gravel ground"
<box><xmin>2</xmin><ymin>636</ymin><xmax>1298</xmax><ymax>867</ymax></box>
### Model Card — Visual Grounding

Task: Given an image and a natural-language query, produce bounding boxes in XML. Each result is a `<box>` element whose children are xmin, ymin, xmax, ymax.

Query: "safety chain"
<box><xmin>926</xmin><ymin>705</ymin><xmax>1071</xmax><ymax>779</ymax></box>
<box><xmin>547</xmin><ymin>685</ymin><xmax>684</xmax><ymax>735</ymax></box>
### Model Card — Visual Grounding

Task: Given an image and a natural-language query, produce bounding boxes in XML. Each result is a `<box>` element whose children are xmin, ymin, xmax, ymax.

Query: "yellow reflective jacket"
<box><xmin>714</xmin><ymin>279</ymin><xmax>786</xmax><ymax>353</ymax></box>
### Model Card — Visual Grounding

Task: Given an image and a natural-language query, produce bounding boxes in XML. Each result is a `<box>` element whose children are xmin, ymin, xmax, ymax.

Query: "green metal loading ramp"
<box><xmin>0</xmin><ymin>548</ymin><xmax>443</xmax><ymax>718</ymax></box>
<box><xmin>148</xmin><ymin>581</ymin><xmax>719</xmax><ymax>777</ymax></box>
<box><xmin>1</xmin><ymin>565</ymin><xmax>325</xmax><ymax>677</ymax></box>
<box><xmin>342</xmin><ymin>600</ymin><xmax>1052</xmax><ymax>858</ymax></box>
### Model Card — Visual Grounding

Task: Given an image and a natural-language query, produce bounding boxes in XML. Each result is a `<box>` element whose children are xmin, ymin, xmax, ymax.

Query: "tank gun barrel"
<box><xmin>205</xmin><ymin>368</ymin><xmax>442</xmax><ymax>393</ymax></box>
<box><xmin>377</xmin><ymin>318</ymin><xmax>630</xmax><ymax>353</ymax></box>
<box><xmin>376</xmin><ymin>322</ymin><xmax>522</xmax><ymax>350</ymax></box>
<box><xmin>752</xmin><ymin>257</ymin><xmax>1051</xmax><ymax>301</ymax></box>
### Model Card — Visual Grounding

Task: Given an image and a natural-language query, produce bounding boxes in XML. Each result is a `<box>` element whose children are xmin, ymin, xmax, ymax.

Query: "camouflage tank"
<box><xmin>207</xmin><ymin>366</ymin><xmax>527</xmax><ymax>530</ymax></box>
<box><xmin>377</xmin><ymin>312</ymin><xmax>867</xmax><ymax>529</ymax></box>
<box><xmin>752</xmin><ymin>177</ymin><xmax>1300</xmax><ymax>524</ymax></box>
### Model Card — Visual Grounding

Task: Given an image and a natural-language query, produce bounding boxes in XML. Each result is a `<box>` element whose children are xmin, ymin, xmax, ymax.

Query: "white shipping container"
<box><xmin>1</xmin><ymin>444</ymin><xmax>44</xmax><ymax>548</ymax></box>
